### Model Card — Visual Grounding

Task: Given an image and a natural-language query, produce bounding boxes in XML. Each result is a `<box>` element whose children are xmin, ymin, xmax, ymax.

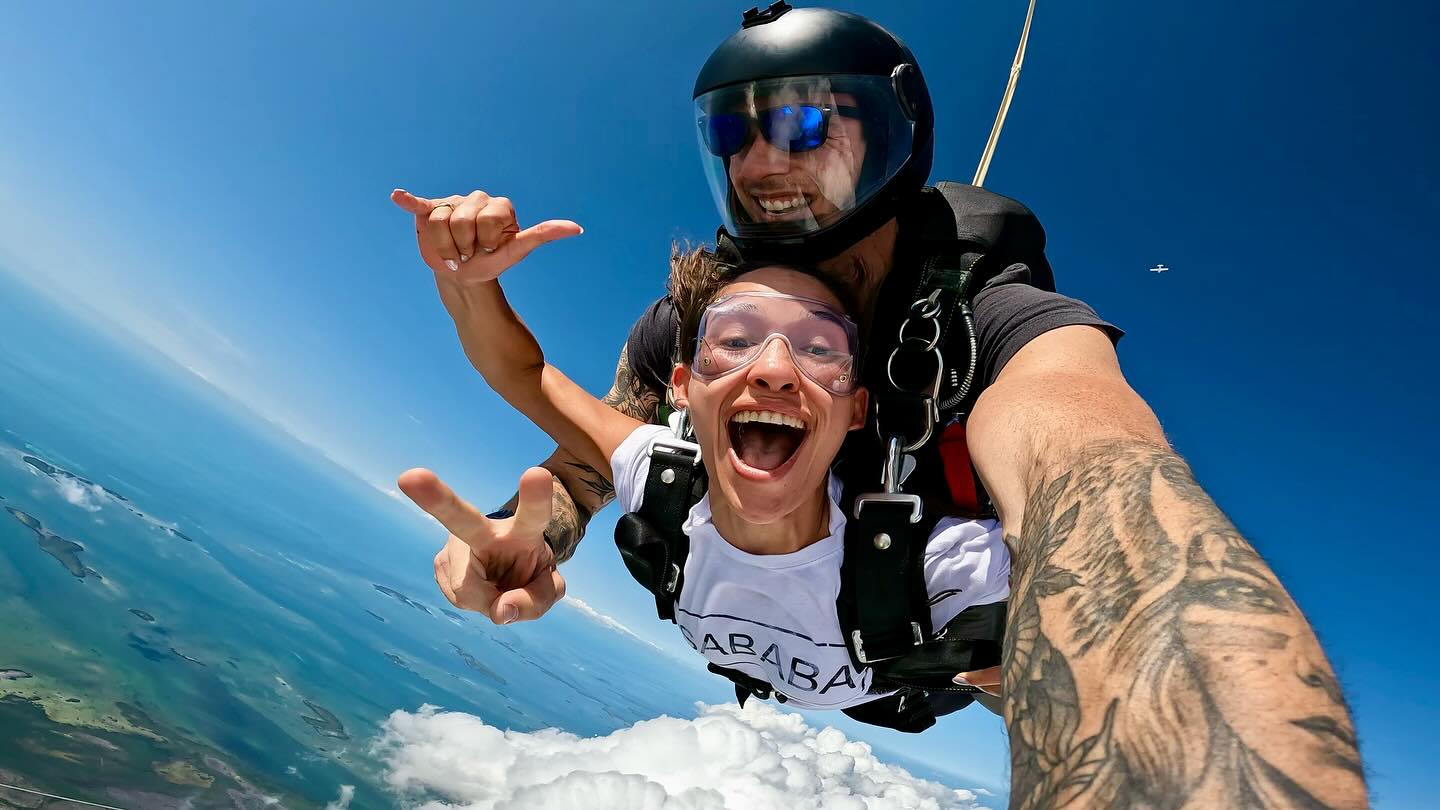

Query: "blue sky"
<box><xmin>1</xmin><ymin>0</ymin><xmax>1436</xmax><ymax>804</ymax></box>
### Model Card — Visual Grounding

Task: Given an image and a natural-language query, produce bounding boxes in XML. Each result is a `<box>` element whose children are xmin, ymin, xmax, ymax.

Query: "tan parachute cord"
<box><xmin>973</xmin><ymin>0</ymin><xmax>1038</xmax><ymax>188</ymax></box>
<box><xmin>0</xmin><ymin>782</ymin><xmax>129</xmax><ymax>809</ymax></box>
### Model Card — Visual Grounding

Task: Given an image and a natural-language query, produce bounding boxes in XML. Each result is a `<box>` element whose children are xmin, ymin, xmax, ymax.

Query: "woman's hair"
<box><xmin>668</xmin><ymin>244</ymin><xmax>861</xmax><ymax>368</ymax></box>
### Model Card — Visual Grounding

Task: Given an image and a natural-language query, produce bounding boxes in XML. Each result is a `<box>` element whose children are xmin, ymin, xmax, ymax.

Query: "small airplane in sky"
<box><xmin>1150</xmin><ymin>264</ymin><xmax>1169</xmax><ymax>273</ymax></box>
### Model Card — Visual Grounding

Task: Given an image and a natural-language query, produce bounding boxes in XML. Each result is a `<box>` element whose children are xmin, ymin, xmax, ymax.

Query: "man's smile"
<box><xmin>753</xmin><ymin>192</ymin><xmax>808</xmax><ymax>216</ymax></box>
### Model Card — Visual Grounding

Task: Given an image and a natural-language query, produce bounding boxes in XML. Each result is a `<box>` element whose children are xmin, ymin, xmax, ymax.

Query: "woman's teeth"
<box><xmin>757</xmin><ymin>195</ymin><xmax>805</xmax><ymax>214</ymax></box>
<box><xmin>728</xmin><ymin>409</ymin><xmax>808</xmax><ymax>472</ymax></box>
<box><xmin>730</xmin><ymin>410</ymin><xmax>806</xmax><ymax>429</ymax></box>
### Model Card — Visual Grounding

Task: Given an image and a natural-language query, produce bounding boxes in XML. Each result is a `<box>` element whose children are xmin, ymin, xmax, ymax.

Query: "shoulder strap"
<box><xmin>838</xmin><ymin>434</ymin><xmax>945</xmax><ymax>669</ymax></box>
<box><xmin>834</xmin><ymin>184</ymin><xmax>1001</xmax><ymax>677</ymax></box>
<box><xmin>905</xmin><ymin>184</ymin><xmax>999</xmax><ymax>516</ymax></box>
<box><xmin>840</xmin><ymin>688</ymin><xmax>937</xmax><ymax>733</ymax></box>
<box><xmin>840</xmin><ymin>488</ymin><xmax>942</xmax><ymax>667</ymax></box>
<box><xmin>613</xmin><ymin>433</ymin><xmax>705</xmax><ymax>622</ymax></box>
<box><xmin>931</xmin><ymin>181</ymin><xmax>1055</xmax><ymax>291</ymax></box>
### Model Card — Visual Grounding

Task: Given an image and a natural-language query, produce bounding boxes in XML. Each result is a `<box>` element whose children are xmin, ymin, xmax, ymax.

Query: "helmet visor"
<box><xmin>692</xmin><ymin>292</ymin><xmax>860</xmax><ymax>394</ymax></box>
<box><xmin>695</xmin><ymin>75</ymin><xmax>915</xmax><ymax>242</ymax></box>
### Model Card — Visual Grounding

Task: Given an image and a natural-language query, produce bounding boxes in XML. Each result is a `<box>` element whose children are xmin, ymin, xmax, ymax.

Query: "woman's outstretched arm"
<box><xmin>393</xmin><ymin>188</ymin><xmax>642</xmax><ymax>476</ymax></box>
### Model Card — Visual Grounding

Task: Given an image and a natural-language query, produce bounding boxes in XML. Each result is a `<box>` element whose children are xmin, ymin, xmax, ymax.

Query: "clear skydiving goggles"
<box><xmin>691</xmin><ymin>291</ymin><xmax>860</xmax><ymax>395</ymax></box>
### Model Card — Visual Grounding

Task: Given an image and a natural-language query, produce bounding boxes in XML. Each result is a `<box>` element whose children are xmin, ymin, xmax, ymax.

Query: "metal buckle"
<box><xmin>652</xmin><ymin>408</ymin><xmax>701</xmax><ymax>464</ymax></box>
<box><xmin>853</xmin><ymin>436</ymin><xmax>923</xmax><ymax>522</ymax></box>
<box><xmin>853</xmin><ymin>492</ymin><xmax>922</xmax><ymax>523</ymax></box>
<box><xmin>651</xmin><ymin>438</ymin><xmax>701</xmax><ymax>465</ymax></box>
<box><xmin>851</xmin><ymin>629</ymin><xmax>870</xmax><ymax>663</ymax></box>
<box><xmin>851</xmin><ymin>622</ymin><xmax>925</xmax><ymax>664</ymax></box>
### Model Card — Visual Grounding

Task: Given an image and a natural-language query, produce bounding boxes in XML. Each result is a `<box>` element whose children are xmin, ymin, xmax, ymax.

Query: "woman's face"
<box><xmin>672</xmin><ymin>267</ymin><xmax>868</xmax><ymax>524</ymax></box>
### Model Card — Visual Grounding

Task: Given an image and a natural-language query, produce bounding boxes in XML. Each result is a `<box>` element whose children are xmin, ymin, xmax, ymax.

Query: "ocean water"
<box><xmin>0</xmin><ymin>271</ymin><xmax>711</xmax><ymax>808</ymax></box>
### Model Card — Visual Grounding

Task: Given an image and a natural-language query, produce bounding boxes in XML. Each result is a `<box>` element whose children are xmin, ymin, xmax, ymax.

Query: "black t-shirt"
<box><xmin>626</xmin><ymin>262</ymin><xmax>1122</xmax><ymax>408</ymax></box>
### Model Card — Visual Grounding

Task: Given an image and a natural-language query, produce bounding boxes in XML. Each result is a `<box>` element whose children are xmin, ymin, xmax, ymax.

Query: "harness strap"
<box><xmin>707</xmin><ymin>662</ymin><xmax>787</xmax><ymax>708</ymax></box>
<box><xmin>842</xmin><ymin>496</ymin><xmax>935</xmax><ymax>665</ymax></box>
<box><xmin>840</xmin><ymin>689</ymin><xmax>937</xmax><ymax>734</ymax></box>
<box><xmin>915</xmin><ymin>229</ymin><xmax>991</xmax><ymax>516</ymax></box>
<box><xmin>873</xmin><ymin>600</ymin><xmax>1008</xmax><ymax>688</ymax></box>
<box><xmin>622</xmin><ymin>438</ymin><xmax>703</xmax><ymax>622</ymax></box>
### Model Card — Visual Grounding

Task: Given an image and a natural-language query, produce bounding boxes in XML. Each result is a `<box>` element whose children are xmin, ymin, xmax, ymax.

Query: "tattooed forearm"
<box><xmin>512</xmin><ymin>344</ymin><xmax>659</xmax><ymax>565</ymax></box>
<box><xmin>565</xmin><ymin>461</ymin><xmax>616</xmax><ymax>502</ymax></box>
<box><xmin>601</xmin><ymin>346</ymin><xmax>662</xmax><ymax>423</ymax></box>
<box><xmin>497</xmin><ymin>462</ymin><xmax>592</xmax><ymax>564</ymax></box>
<box><xmin>542</xmin><ymin>479</ymin><xmax>584</xmax><ymax>564</ymax></box>
<box><xmin>1002</xmin><ymin>440</ymin><xmax>1367</xmax><ymax>809</ymax></box>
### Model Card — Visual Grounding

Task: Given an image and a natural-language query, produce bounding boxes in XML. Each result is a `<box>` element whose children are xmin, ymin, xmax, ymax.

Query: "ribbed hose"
<box><xmin>940</xmin><ymin>304</ymin><xmax>979</xmax><ymax>410</ymax></box>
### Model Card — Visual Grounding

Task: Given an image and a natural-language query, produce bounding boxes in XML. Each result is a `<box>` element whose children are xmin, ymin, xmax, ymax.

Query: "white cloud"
<box><xmin>325</xmin><ymin>784</ymin><xmax>356</xmax><ymax>810</ymax></box>
<box><xmin>561</xmin><ymin>597</ymin><xmax>665</xmax><ymax>655</ymax></box>
<box><xmin>178</xmin><ymin>307</ymin><xmax>251</xmax><ymax>364</ymax></box>
<box><xmin>52</xmin><ymin>476</ymin><xmax>104</xmax><ymax>512</ymax></box>
<box><xmin>372</xmin><ymin>702</ymin><xmax>992</xmax><ymax>810</ymax></box>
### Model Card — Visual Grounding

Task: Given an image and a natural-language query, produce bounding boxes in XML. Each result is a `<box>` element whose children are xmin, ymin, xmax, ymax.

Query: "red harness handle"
<box><xmin>939</xmin><ymin>420</ymin><xmax>982</xmax><ymax>513</ymax></box>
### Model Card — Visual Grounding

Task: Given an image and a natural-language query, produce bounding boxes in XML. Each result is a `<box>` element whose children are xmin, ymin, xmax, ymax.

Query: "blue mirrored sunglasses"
<box><xmin>700</xmin><ymin>104</ymin><xmax>862</xmax><ymax>158</ymax></box>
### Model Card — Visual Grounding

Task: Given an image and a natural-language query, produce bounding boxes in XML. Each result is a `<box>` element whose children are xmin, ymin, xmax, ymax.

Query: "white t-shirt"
<box><xmin>611</xmin><ymin>425</ymin><xmax>1010</xmax><ymax>711</ymax></box>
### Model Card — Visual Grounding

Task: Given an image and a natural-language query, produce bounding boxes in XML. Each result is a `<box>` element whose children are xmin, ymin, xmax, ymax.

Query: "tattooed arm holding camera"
<box><xmin>969</xmin><ymin>324</ymin><xmax>1366</xmax><ymax>808</ymax></box>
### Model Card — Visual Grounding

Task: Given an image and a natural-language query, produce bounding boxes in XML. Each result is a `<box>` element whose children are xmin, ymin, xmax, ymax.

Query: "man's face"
<box><xmin>726</xmin><ymin>92</ymin><xmax>868</xmax><ymax>231</ymax></box>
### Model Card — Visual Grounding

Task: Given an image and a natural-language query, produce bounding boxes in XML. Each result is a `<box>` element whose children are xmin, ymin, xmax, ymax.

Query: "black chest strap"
<box><xmin>841</xmin><ymin>688</ymin><xmax>937</xmax><ymax>733</ymax></box>
<box><xmin>842</xmin><ymin>491</ymin><xmax>937</xmax><ymax>665</ymax></box>
<box><xmin>613</xmin><ymin>434</ymin><xmax>704</xmax><ymax>623</ymax></box>
<box><xmin>707</xmin><ymin>662</ymin><xmax>788</xmax><ymax>708</ymax></box>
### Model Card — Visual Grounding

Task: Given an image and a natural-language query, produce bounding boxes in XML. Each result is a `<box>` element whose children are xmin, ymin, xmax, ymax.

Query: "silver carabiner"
<box><xmin>853</xmin><ymin>433</ymin><xmax>923</xmax><ymax>523</ymax></box>
<box><xmin>881</xmin><ymin>434</ymin><xmax>905</xmax><ymax>493</ymax></box>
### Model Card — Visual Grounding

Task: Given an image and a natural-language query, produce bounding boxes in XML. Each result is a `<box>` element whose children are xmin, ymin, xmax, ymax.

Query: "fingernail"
<box><xmin>500</xmin><ymin>604</ymin><xmax>518</xmax><ymax>625</ymax></box>
<box><xmin>459</xmin><ymin>254</ymin><xmax>471</xmax><ymax>264</ymax></box>
<box><xmin>577</xmin><ymin>226</ymin><xmax>585</xmax><ymax>234</ymax></box>
<box><xmin>443</xmin><ymin>259</ymin><xmax>459</xmax><ymax>273</ymax></box>
<box><xmin>953</xmin><ymin>674</ymin><xmax>972</xmax><ymax>685</ymax></box>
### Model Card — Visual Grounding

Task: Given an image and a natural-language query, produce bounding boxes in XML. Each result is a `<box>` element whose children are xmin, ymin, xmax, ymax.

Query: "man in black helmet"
<box><xmin>403</xmin><ymin>4</ymin><xmax>1366</xmax><ymax>806</ymax></box>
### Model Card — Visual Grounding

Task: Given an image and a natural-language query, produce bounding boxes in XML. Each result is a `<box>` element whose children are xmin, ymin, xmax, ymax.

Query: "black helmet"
<box><xmin>693</xmin><ymin>3</ymin><xmax>933</xmax><ymax>263</ymax></box>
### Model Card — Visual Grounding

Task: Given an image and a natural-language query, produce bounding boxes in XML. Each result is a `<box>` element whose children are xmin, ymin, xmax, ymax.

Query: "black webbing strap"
<box><xmin>634</xmin><ymin>441</ymin><xmax>703</xmax><ymax>622</ymax></box>
<box><xmin>843</xmin><ymin>497</ymin><xmax>934</xmax><ymax>665</ymax></box>
<box><xmin>840</xmin><ymin>688</ymin><xmax>937</xmax><ymax>733</ymax></box>
<box><xmin>707</xmin><ymin>662</ymin><xmax>787</xmax><ymax>708</ymax></box>
<box><xmin>872</xmin><ymin>601</ymin><xmax>1008</xmax><ymax>689</ymax></box>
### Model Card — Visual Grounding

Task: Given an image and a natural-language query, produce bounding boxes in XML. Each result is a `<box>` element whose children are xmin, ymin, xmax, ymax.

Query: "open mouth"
<box><xmin>727</xmin><ymin>409</ymin><xmax>809</xmax><ymax>475</ymax></box>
